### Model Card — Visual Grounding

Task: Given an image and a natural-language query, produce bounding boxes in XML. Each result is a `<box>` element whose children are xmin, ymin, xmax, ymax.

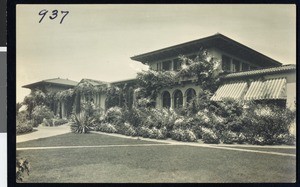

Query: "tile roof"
<box><xmin>43</xmin><ymin>78</ymin><xmax>78</xmax><ymax>86</ymax></box>
<box><xmin>79</xmin><ymin>78</ymin><xmax>108</xmax><ymax>86</ymax></box>
<box><xmin>131</xmin><ymin>33</ymin><xmax>282</xmax><ymax>67</ymax></box>
<box><xmin>23</xmin><ymin>78</ymin><xmax>78</xmax><ymax>88</ymax></box>
<box><xmin>223</xmin><ymin>64</ymin><xmax>296</xmax><ymax>79</ymax></box>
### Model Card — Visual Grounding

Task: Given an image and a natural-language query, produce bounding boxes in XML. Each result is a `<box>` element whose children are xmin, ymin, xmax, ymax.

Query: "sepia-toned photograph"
<box><xmin>16</xmin><ymin>4</ymin><xmax>296</xmax><ymax>183</ymax></box>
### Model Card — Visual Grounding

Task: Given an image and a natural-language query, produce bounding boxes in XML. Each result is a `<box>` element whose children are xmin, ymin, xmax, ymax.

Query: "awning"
<box><xmin>211</xmin><ymin>82</ymin><xmax>248</xmax><ymax>101</ymax></box>
<box><xmin>244</xmin><ymin>78</ymin><xmax>286</xmax><ymax>100</ymax></box>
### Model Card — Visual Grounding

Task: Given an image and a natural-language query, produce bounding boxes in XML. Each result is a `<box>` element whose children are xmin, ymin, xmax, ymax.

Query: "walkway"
<box><xmin>16</xmin><ymin>123</ymin><xmax>71</xmax><ymax>143</ymax></box>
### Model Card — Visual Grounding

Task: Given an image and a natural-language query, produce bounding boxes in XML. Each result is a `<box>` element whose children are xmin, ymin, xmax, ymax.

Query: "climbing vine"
<box><xmin>135</xmin><ymin>48</ymin><xmax>221</xmax><ymax>107</ymax></box>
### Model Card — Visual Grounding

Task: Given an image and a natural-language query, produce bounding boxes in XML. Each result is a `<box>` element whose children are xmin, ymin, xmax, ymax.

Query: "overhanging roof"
<box><xmin>78</xmin><ymin>78</ymin><xmax>108</xmax><ymax>86</ymax></box>
<box><xmin>23</xmin><ymin>78</ymin><xmax>78</xmax><ymax>89</ymax></box>
<box><xmin>223</xmin><ymin>64</ymin><xmax>296</xmax><ymax>79</ymax></box>
<box><xmin>130</xmin><ymin>33</ymin><xmax>282</xmax><ymax>68</ymax></box>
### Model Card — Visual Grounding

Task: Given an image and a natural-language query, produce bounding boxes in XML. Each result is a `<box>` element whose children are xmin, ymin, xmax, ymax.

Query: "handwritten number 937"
<box><xmin>39</xmin><ymin>9</ymin><xmax>69</xmax><ymax>24</ymax></box>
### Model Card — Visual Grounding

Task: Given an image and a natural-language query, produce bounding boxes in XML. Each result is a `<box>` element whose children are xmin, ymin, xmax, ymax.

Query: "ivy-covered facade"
<box><xmin>23</xmin><ymin>33</ymin><xmax>296</xmax><ymax>119</ymax></box>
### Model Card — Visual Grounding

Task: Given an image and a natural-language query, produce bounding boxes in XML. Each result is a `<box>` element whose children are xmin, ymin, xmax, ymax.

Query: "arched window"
<box><xmin>162</xmin><ymin>91</ymin><xmax>171</xmax><ymax>108</ymax></box>
<box><xmin>173</xmin><ymin>90</ymin><xmax>183</xmax><ymax>109</ymax></box>
<box><xmin>186</xmin><ymin>88</ymin><xmax>196</xmax><ymax>105</ymax></box>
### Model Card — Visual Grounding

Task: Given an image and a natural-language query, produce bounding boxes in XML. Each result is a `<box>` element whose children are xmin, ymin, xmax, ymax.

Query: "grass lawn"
<box><xmin>17</xmin><ymin>133</ymin><xmax>296</xmax><ymax>183</ymax></box>
<box><xmin>218</xmin><ymin>146</ymin><xmax>296</xmax><ymax>155</ymax></box>
<box><xmin>17</xmin><ymin>132</ymin><xmax>164</xmax><ymax>148</ymax></box>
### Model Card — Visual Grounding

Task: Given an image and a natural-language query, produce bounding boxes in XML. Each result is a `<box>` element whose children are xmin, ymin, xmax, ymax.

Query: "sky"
<box><xmin>16</xmin><ymin>4</ymin><xmax>296</xmax><ymax>103</ymax></box>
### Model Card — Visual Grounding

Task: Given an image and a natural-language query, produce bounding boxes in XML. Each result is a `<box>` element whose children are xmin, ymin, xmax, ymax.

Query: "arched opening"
<box><xmin>173</xmin><ymin>90</ymin><xmax>183</xmax><ymax>109</ymax></box>
<box><xmin>186</xmin><ymin>88</ymin><xmax>197</xmax><ymax>105</ymax></box>
<box><xmin>162</xmin><ymin>91</ymin><xmax>171</xmax><ymax>108</ymax></box>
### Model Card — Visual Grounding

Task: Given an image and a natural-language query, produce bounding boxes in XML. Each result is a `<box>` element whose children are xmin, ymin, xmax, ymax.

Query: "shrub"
<box><xmin>53</xmin><ymin>118</ymin><xmax>69</xmax><ymax>126</ymax></box>
<box><xmin>70</xmin><ymin>113</ymin><xmax>95</xmax><ymax>134</ymax></box>
<box><xmin>123</xmin><ymin>122</ymin><xmax>138</xmax><ymax>136</ymax></box>
<box><xmin>16</xmin><ymin>157</ymin><xmax>30</xmax><ymax>182</ymax></box>
<box><xmin>16</xmin><ymin>121</ymin><xmax>33</xmax><ymax>135</ymax></box>
<box><xmin>277</xmin><ymin>134</ymin><xmax>296</xmax><ymax>145</ymax></box>
<box><xmin>122</xmin><ymin>107</ymin><xmax>145</xmax><ymax>128</ymax></box>
<box><xmin>16</xmin><ymin>111</ymin><xmax>33</xmax><ymax>135</ymax></box>
<box><xmin>137</xmin><ymin>126</ymin><xmax>151</xmax><ymax>138</ymax></box>
<box><xmin>201</xmin><ymin>127</ymin><xmax>220</xmax><ymax>144</ymax></box>
<box><xmin>41</xmin><ymin>118</ymin><xmax>52</xmax><ymax>126</ymax></box>
<box><xmin>31</xmin><ymin>105</ymin><xmax>54</xmax><ymax>127</ymax></box>
<box><xmin>242</xmin><ymin>103</ymin><xmax>296</xmax><ymax>145</ymax></box>
<box><xmin>171</xmin><ymin>129</ymin><xmax>197</xmax><ymax>142</ymax></box>
<box><xmin>95</xmin><ymin>123</ymin><xmax>117</xmax><ymax>133</ymax></box>
<box><xmin>221</xmin><ymin>131</ymin><xmax>238</xmax><ymax>144</ymax></box>
<box><xmin>104</xmin><ymin>106</ymin><xmax>124</xmax><ymax>126</ymax></box>
<box><xmin>236</xmin><ymin>133</ymin><xmax>247</xmax><ymax>144</ymax></box>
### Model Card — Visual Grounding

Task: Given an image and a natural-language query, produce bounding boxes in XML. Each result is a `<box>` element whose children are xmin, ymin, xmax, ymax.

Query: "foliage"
<box><xmin>70</xmin><ymin>113</ymin><xmax>95</xmax><ymax>134</ymax></box>
<box><xmin>16</xmin><ymin>111</ymin><xmax>34</xmax><ymax>134</ymax></box>
<box><xmin>16</xmin><ymin>121</ymin><xmax>33</xmax><ymax>135</ymax></box>
<box><xmin>95</xmin><ymin>123</ymin><xmax>118</xmax><ymax>133</ymax></box>
<box><xmin>31</xmin><ymin>105</ymin><xmax>54</xmax><ymax>127</ymax></box>
<box><xmin>104</xmin><ymin>106</ymin><xmax>124</xmax><ymax>126</ymax></box>
<box><xmin>41</xmin><ymin>117</ymin><xmax>69</xmax><ymax>126</ymax></box>
<box><xmin>70</xmin><ymin>101</ymin><xmax>100</xmax><ymax>134</ymax></box>
<box><xmin>16</xmin><ymin>157</ymin><xmax>30</xmax><ymax>182</ymax></box>
<box><xmin>170</xmin><ymin>129</ymin><xmax>197</xmax><ymax>142</ymax></box>
<box><xmin>201</xmin><ymin>127</ymin><xmax>220</xmax><ymax>144</ymax></box>
<box><xmin>241</xmin><ymin>103</ymin><xmax>296</xmax><ymax>145</ymax></box>
<box><xmin>137</xmin><ymin>126</ymin><xmax>168</xmax><ymax>139</ymax></box>
<box><xmin>220</xmin><ymin>131</ymin><xmax>238</xmax><ymax>144</ymax></box>
<box><xmin>136</xmin><ymin>70</ymin><xmax>175</xmax><ymax>101</ymax></box>
<box><xmin>16</xmin><ymin>102</ymin><xmax>23</xmax><ymax>115</ymax></box>
<box><xmin>122</xmin><ymin>107</ymin><xmax>145</xmax><ymax>128</ymax></box>
<box><xmin>105</xmin><ymin>86</ymin><xmax>121</xmax><ymax>109</ymax></box>
<box><xmin>176</xmin><ymin>50</ymin><xmax>221</xmax><ymax>92</ymax></box>
<box><xmin>23</xmin><ymin>90</ymin><xmax>47</xmax><ymax>119</ymax></box>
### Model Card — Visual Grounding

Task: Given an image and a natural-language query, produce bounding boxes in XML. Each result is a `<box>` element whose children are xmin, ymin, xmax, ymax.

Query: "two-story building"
<box><xmin>23</xmin><ymin>33</ymin><xmax>296</xmax><ymax>116</ymax></box>
<box><xmin>130</xmin><ymin>33</ymin><xmax>295</xmax><ymax>110</ymax></box>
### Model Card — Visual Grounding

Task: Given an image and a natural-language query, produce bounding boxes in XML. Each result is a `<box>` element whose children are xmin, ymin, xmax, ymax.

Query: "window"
<box><xmin>156</xmin><ymin>62</ymin><xmax>162</xmax><ymax>71</ymax></box>
<box><xmin>186</xmin><ymin>88</ymin><xmax>196</xmax><ymax>105</ymax></box>
<box><xmin>242</xmin><ymin>63</ymin><xmax>249</xmax><ymax>71</ymax></box>
<box><xmin>232</xmin><ymin>59</ymin><xmax>241</xmax><ymax>72</ymax></box>
<box><xmin>162</xmin><ymin>91</ymin><xmax>171</xmax><ymax>108</ymax></box>
<box><xmin>173</xmin><ymin>58</ymin><xmax>182</xmax><ymax>71</ymax></box>
<box><xmin>173</xmin><ymin>90</ymin><xmax>183</xmax><ymax>109</ymax></box>
<box><xmin>162</xmin><ymin>60</ymin><xmax>172</xmax><ymax>71</ymax></box>
<box><xmin>222</xmin><ymin>55</ymin><xmax>231</xmax><ymax>72</ymax></box>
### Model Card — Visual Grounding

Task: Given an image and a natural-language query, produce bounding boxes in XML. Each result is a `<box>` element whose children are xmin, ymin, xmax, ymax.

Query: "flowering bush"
<box><xmin>31</xmin><ymin>105</ymin><xmax>54</xmax><ymax>127</ymax></box>
<box><xmin>16</xmin><ymin>121</ymin><xmax>33</xmax><ymax>135</ymax></box>
<box><xmin>242</xmin><ymin>103</ymin><xmax>296</xmax><ymax>145</ymax></box>
<box><xmin>201</xmin><ymin>127</ymin><xmax>220</xmax><ymax>144</ymax></box>
<box><xmin>95</xmin><ymin>123</ymin><xmax>117</xmax><ymax>133</ymax></box>
<box><xmin>123</xmin><ymin>122</ymin><xmax>138</xmax><ymax>136</ymax></box>
<box><xmin>16</xmin><ymin>111</ymin><xmax>33</xmax><ymax>134</ymax></box>
<box><xmin>221</xmin><ymin>131</ymin><xmax>238</xmax><ymax>144</ymax></box>
<box><xmin>171</xmin><ymin>129</ymin><xmax>197</xmax><ymax>142</ymax></box>
<box><xmin>104</xmin><ymin>106</ymin><xmax>124</xmax><ymax>125</ymax></box>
